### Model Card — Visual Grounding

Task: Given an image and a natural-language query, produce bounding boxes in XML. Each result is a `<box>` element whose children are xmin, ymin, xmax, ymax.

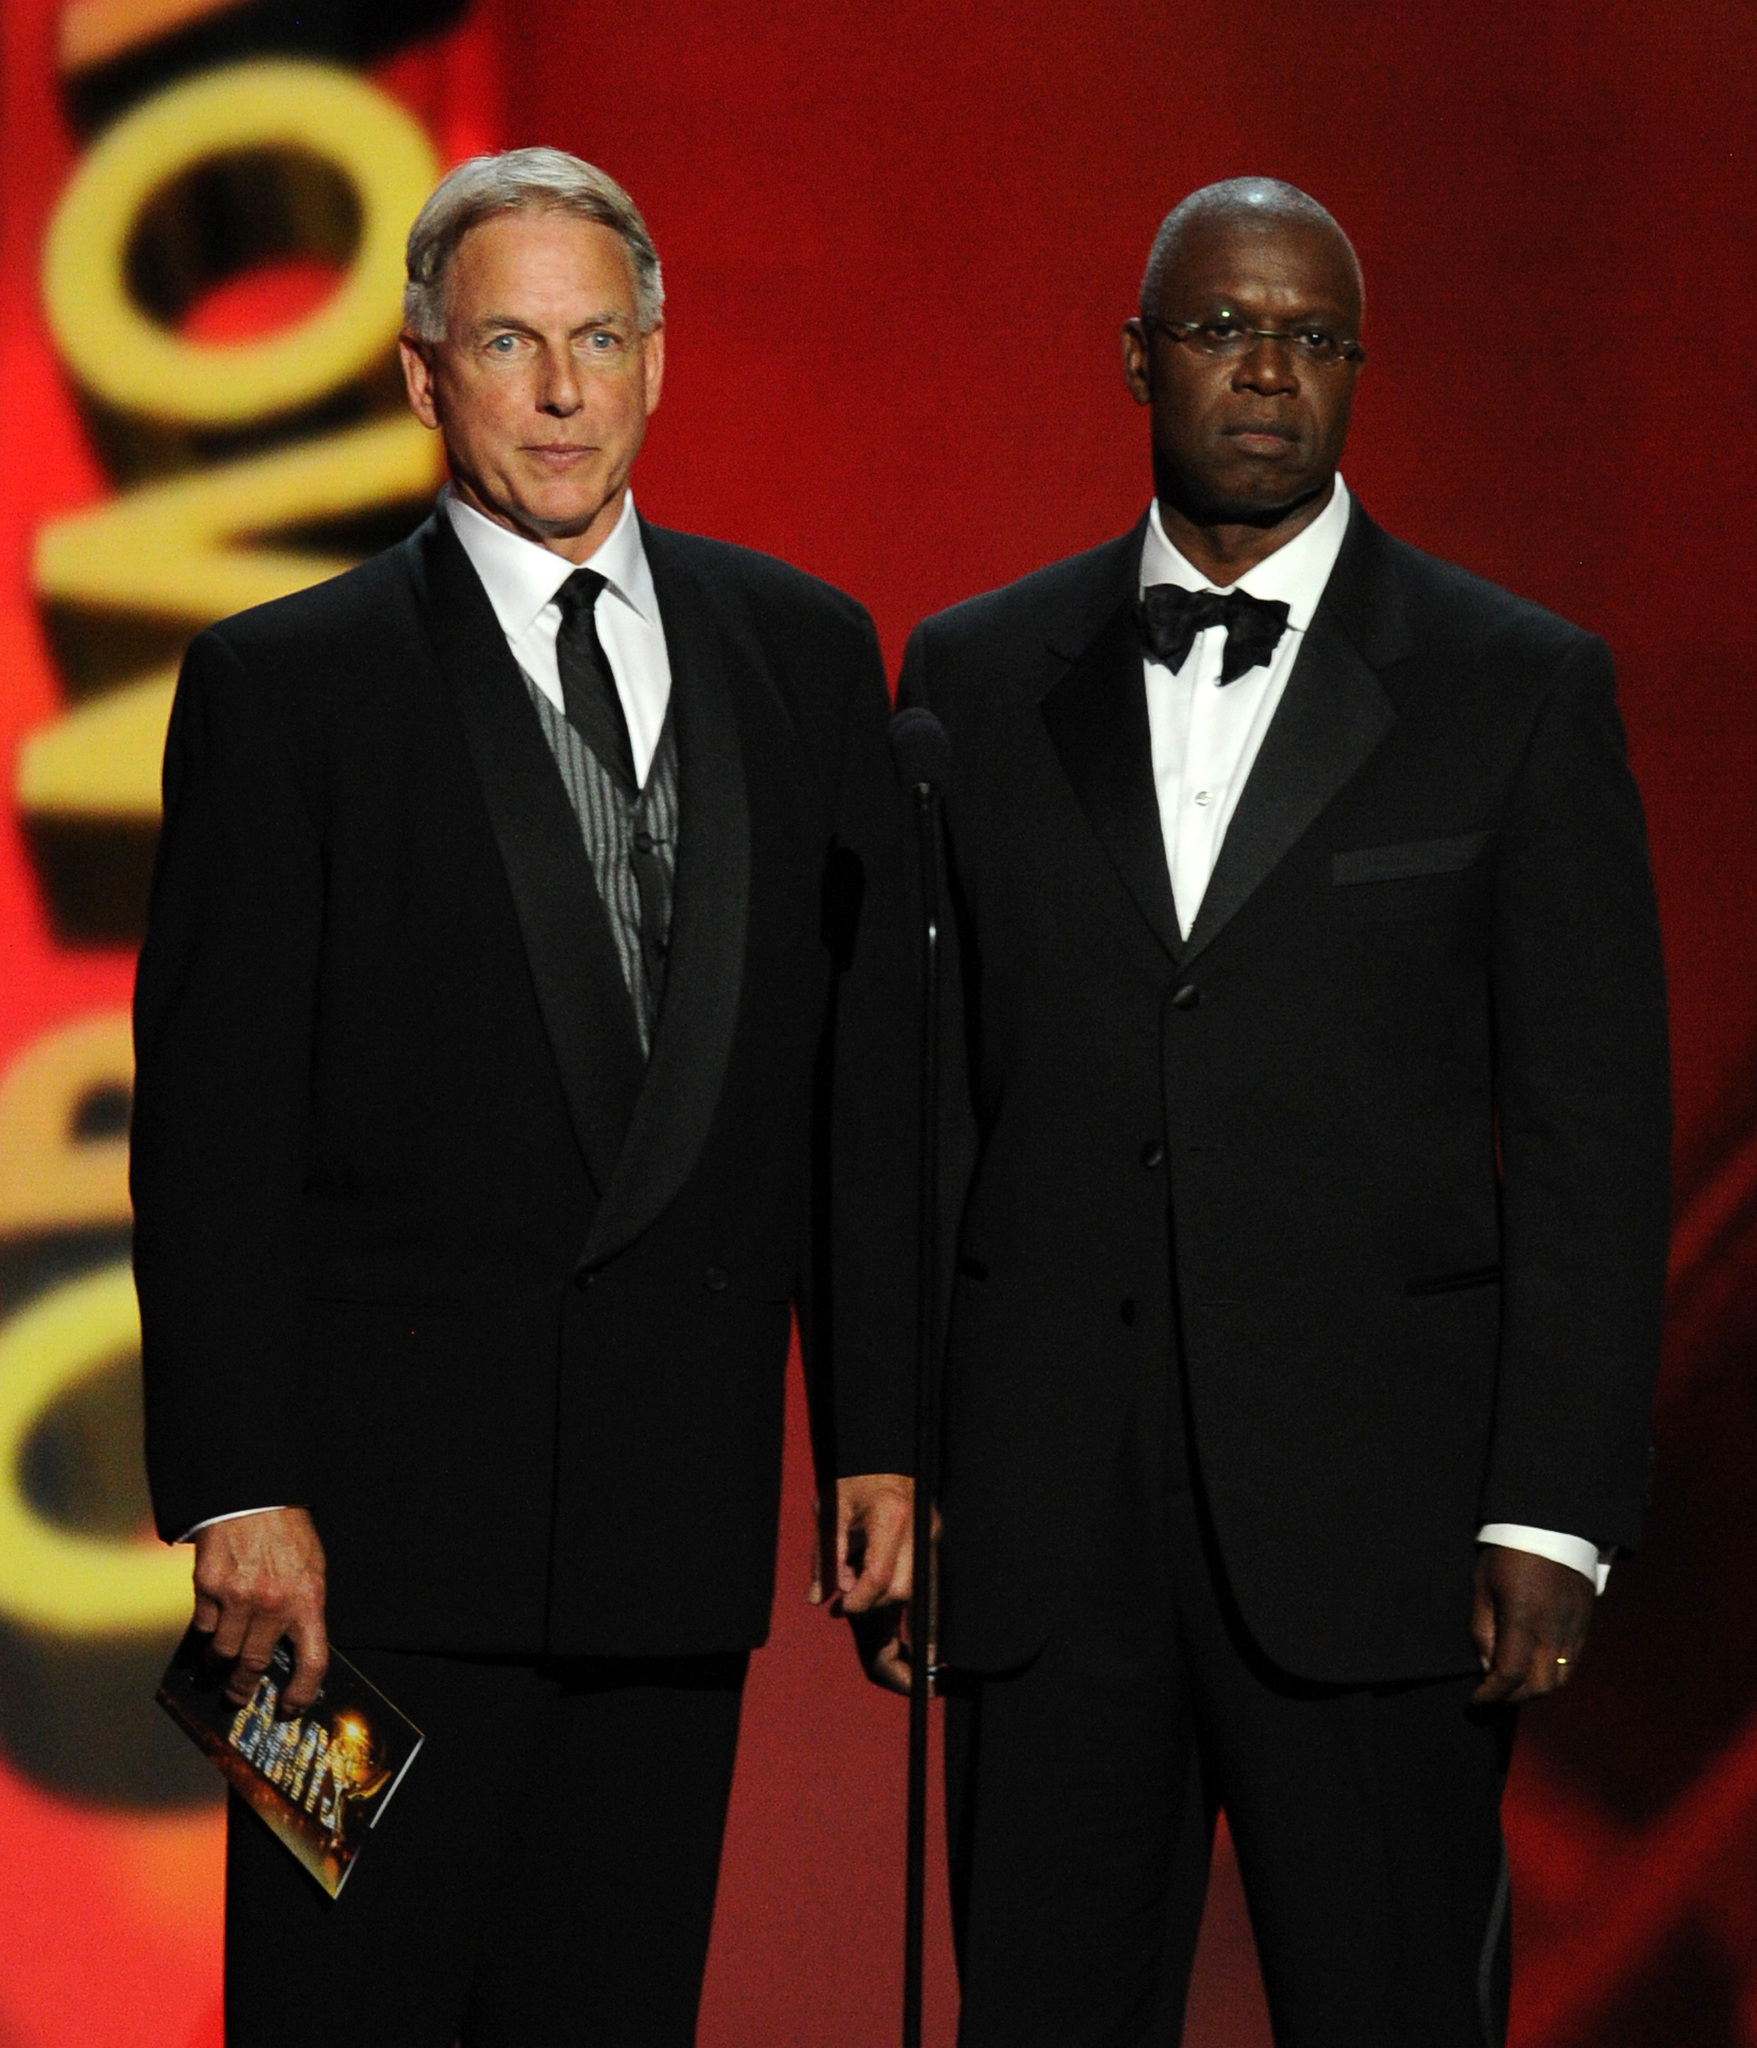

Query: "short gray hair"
<box><xmin>403</xmin><ymin>147</ymin><xmax>664</xmax><ymax>341</ymax></box>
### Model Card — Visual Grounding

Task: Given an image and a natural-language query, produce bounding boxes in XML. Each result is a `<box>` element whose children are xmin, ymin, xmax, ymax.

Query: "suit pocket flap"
<box><xmin>1333</xmin><ymin>833</ymin><xmax>1488</xmax><ymax>885</ymax></box>
<box><xmin>1406</xmin><ymin>1264</ymin><xmax>1501</xmax><ymax>1297</ymax></box>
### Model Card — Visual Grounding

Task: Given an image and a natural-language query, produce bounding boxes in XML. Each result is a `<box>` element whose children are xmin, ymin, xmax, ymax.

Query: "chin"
<box><xmin>513</xmin><ymin>495</ymin><xmax>603</xmax><ymax>537</ymax></box>
<box><xmin>1176</xmin><ymin>473</ymin><xmax>1326</xmax><ymax>528</ymax></box>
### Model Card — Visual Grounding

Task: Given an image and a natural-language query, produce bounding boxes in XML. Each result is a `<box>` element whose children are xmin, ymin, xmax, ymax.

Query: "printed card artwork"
<box><xmin>157</xmin><ymin>1625</ymin><xmax>424</xmax><ymax>1898</ymax></box>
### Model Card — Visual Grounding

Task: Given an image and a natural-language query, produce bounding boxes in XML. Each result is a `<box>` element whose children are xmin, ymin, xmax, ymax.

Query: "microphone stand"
<box><xmin>902</xmin><ymin>766</ymin><xmax>943</xmax><ymax>2048</ymax></box>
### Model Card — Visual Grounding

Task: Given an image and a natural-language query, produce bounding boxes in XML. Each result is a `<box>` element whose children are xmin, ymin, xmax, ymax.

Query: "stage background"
<box><xmin>2</xmin><ymin>2</ymin><xmax>1754</xmax><ymax>2042</ymax></box>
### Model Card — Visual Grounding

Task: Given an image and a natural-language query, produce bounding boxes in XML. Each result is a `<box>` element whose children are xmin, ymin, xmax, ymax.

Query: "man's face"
<box><xmin>400</xmin><ymin>209</ymin><xmax>664</xmax><ymax>561</ymax></box>
<box><xmin>1122</xmin><ymin>215</ymin><xmax>1362</xmax><ymax>526</ymax></box>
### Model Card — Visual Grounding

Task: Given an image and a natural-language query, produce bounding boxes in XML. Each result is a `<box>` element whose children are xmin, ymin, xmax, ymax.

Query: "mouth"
<box><xmin>524</xmin><ymin>444</ymin><xmax>596</xmax><ymax>465</ymax></box>
<box><xmin>1223</xmin><ymin>423</ymin><xmax>1300</xmax><ymax>457</ymax></box>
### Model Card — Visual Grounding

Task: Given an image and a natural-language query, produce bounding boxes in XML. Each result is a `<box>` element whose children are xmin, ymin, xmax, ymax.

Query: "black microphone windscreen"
<box><xmin>890</xmin><ymin>706</ymin><xmax>952</xmax><ymax>792</ymax></box>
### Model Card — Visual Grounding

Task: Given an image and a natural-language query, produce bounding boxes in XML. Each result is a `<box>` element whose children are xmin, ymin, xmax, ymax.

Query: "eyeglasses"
<box><xmin>1145</xmin><ymin>316</ymin><xmax>1365</xmax><ymax>368</ymax></box>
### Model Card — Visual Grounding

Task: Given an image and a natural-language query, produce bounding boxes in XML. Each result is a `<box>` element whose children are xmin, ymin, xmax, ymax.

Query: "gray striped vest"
<box><xmin>523</xmin><ymin>675</ymin><xmax>679</xmax><ymax>1053</ymax></box>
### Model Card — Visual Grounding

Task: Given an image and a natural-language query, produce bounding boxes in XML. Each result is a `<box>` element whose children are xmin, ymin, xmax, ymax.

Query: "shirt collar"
<box><xmin>443</xmin><ymin>486</ymin><xmax>658</xmax><ymax>640</ymax></box>
<box><xmin>1140</xmin><ymin>473</ymin><xmax>1351</xmax><ymax>634</ymax></box>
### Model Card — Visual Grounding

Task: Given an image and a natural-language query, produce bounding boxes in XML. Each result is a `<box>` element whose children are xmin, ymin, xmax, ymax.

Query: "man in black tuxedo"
<box><xmin>132</xmin><ymin>148</ymin><xmax>914</xmax><ymax>2047</ymax></box>
<box><xmin>897</xmin><ymin>179</ymin><xmax>1670</xmax><ymax>2045</ymax></box>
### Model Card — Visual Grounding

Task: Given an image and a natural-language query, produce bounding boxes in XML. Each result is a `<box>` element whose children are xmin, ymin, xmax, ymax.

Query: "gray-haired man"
<box><xmin>133</xmin><ymin>148</ymin><xmax>916</xmax><ymax>2046</ymax></box>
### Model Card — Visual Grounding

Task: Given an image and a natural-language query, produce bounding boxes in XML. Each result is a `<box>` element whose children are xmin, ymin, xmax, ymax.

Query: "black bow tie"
<box><xmin>1136</xmin><ymin>583</ymin><xmax>1292</xmax><ymax>684</ymax></box>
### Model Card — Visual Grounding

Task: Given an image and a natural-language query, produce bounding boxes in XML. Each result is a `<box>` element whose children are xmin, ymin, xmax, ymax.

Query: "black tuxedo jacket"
<box><xmin>901</xmin><ymin>501</ymin><xmax>1670</xmax><ymax>1685</ymax></box>
<box><xmin>133</xmin><ymin>510</ymin><xmax>914</xmax><ymax>1657</ymax></box>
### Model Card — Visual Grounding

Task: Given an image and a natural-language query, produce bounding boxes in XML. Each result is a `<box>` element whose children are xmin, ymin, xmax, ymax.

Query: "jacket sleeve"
<box><xmin>131</xmin><ymin>628</ymin><xmax>322</xmax><ymax>1540</ymax></box>
<box><xmin>796</xmin><ymin>607</ymin><xmax>919</xmax><ymax>1481</ymax></box>
<box><xmin>1482</xmin><ymin>633</ymin><xmax>1671</xmax><ymax>1549</ymax></box>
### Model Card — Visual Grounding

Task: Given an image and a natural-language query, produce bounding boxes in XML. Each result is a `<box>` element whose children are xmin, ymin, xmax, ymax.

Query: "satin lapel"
<box><xmin>409</xmin><ymin>514</ymin><xmax>645</xmax><ymax>1195</ymax></box>
<box><xmin>1038</xmin><ymin>526</ymin><xmax>1181</xmax><ymax>962</ymax></box>
<box><xmin>1181</xmin><ymin>506</ymin><xmax>1405</xmax><ymax>964</ymax></box>
<box><xmin>581</xmin><ymin>524</ymin><xmax>752</xmax><ymax>1268</ymax></box>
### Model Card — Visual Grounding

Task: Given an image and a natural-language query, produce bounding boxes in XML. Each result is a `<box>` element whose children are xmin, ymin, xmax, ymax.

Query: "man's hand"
<box><xmin>808</xmin><ymin>1474</ymin><xmax>934</xmax><ymax>1697</ymax></box>
<box><xmin>809</xmin><ymin>1473</ymin><xmax>914</xmax><ymax>1695</ymax></box>
<box><xmin>1471</xmin><ymin>1544</ymin><xmax>1594</xmax><ymax>1705</ymax></box>
<box><xmin>808</xmin><ymin>1473</ymin><xmax>914</xmax><ymax>1610</ymax></box>
<box><xmin>192</xmin><ymin>1507</ymin><xmax>329</xmax><ymax>1712</ymax></box>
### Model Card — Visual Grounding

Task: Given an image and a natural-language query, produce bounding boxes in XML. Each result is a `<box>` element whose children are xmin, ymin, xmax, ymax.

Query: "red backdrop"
<box><xmin>1</xmin><ymin>4</ymin><xmax>1753</xmax><ymax>2044</ymax></box>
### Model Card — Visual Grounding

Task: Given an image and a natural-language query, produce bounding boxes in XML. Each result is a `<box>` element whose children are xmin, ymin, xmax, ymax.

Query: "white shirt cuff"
<box><xmin>1477</xmin><ymin>1523</ymin><xmax>1611</xmax><ymax>1593</ymax></box>
<box><xmin>177</xmin><ymin>1505</ymin><xmax>288</xmax><ymax>1543</ymax></box>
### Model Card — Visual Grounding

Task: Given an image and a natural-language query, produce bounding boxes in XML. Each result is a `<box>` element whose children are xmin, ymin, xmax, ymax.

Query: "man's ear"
<box><xmin>399</xmin><ymin>333</ymin><xmax>441</xmax><ymax>430</ymax></box>
<box><xmin>641</xmin><ymin>318</ymin><xmax>666</xmax><ymax>419</ymax></box>
<box><xmin>1121</xmin><ymin>318</ymin><xmax>1152</xmax><ymax>407</ymax></box>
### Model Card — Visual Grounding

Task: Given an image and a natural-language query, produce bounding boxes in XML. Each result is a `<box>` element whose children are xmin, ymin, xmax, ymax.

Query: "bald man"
<box><xmin>892</xmin><ymin>180</ymin><xmax>1669</xmax><ymax>2045</ymax></box>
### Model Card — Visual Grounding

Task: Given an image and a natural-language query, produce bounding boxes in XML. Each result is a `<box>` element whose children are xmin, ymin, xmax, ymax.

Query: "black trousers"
<box><xmin>945</xmin><ymin>1428</ymin><xmax>1514</xmax><ymax>2048</ymax></box>
<box><xmin>225</xmin><ymin>1648</ymin><xmax>748</xmax><ymax>2048</ymax></box>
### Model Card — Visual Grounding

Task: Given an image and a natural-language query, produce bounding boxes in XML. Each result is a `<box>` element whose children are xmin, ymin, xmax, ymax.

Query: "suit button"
<box><xmin>1119</xmin><ymin>1298</ymin><xmax>1137</xmax><ymax>1326</ymax></box>
<box><xmin>1140</xmin><ymin>1139</ymin><xmax>1165</xmax><ymax>1169</ymax></box>
<box><xmin>574</xmin><ymin>1268</ymin><xmax>597</xmax><ymax>1291</ymax></box>
<box><xmin>1171</xmin><ymin>983</ymin><xmax>1200</xmax><ymax>1011</ymax></box>
<box><xmin>704</xmin><ymin>1266</ymin><xmax>730</xmax><ymax>1292</ymax></box>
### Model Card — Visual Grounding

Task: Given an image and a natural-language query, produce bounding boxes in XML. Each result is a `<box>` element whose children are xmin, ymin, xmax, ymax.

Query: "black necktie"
<box><xmin>554</xmin><ymin>568</ymin><xmax>637</xmax><ymax>790</ymax></box>
<box><xmin>1136</xmin><ymin>583</ymin><xmax>1292</xmax><ymax>684</ymax></box>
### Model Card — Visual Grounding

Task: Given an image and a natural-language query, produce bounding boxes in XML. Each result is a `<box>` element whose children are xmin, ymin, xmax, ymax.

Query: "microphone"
<box><xmin>889</xmin><ymin>705</ymin><xmax>952</xmax><ymax>795</ymax></box>
<box><xmin>888</xmin><ymin>702</ymin><xmax>950</xmax><ymax>2048</ymax></box>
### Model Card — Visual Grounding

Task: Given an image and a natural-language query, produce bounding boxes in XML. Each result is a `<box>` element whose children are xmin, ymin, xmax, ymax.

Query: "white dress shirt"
<box><xmin>1142</xmin><ymin>475</ymin><xmax>1352</xmax><ymax>940</ymax></box>
<box><xmin>1139</xmin><ymin>477</ymin><xmax>1609</xmax><ymax>1593</ymax></box>
<box><xmin>445</xmin><ymin>487</ymin><xmax>672</xmax><ymax>784</ymax></box>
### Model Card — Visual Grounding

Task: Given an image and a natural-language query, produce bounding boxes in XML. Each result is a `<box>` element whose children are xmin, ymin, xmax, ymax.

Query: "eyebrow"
<box><xmin>472</xmin><ymin>310</ymin><xmax>634</xmax><ymax>338</ymax></box>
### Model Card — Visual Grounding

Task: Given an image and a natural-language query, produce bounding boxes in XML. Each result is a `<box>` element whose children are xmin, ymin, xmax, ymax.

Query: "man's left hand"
<box><xmin>1471</xmin><ymin>1544</ymin><xmax>1594</xmax><ymax>1704</ymax></box>
<box><xmin>808</xmin><ymin>1473</ymin><xmax>923</xmax><ymax>1693</ymax></box>
<box><xmin>808</xmin><ymin>1472</ymin><xmax>914</xmax><ymax>1611</ymax></box>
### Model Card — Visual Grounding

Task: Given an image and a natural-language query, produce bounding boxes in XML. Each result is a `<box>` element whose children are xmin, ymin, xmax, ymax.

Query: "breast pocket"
<box><xmin>1333</xmin><ymin>834</ymin><xmax>1488</xmax><ymax>885</ymax></box>
<box><xmin>1331</xmin><ymin>833</ymin><xmax>1490</xmax><ymax>922</ymax></box>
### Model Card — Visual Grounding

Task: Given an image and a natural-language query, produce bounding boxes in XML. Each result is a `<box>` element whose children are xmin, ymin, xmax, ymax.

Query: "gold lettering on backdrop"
<box><xmin>0</xmin><ymin>1265</ymin><xmax>190</xmax><ymax>1632</ymax></box>
<box><xmin>0</xmin><ymin>1015</ymin><xmax>132</xmax><ymax>1235</ymax></box>
<box><xmin>43</xmin><ymin>61</ymin><xmax>437</xmax><ymax>424</ymax></box>
<box><xmin>0</xmin><ymin>1019</ymin><xmax>170</xmax><ymax>1634</ymax></box>
<box><xmin>17</xmin><ymin>676</ymin><xmax>175</xmax><ymax>821</ymax></box>
<box><xmin>35</xmin><ymin>414</ymin><xmax>438</xmax><ymax>623</ymax></box>
<box><xmin>25</xmin><ymin>416</ymin><xmax>437</xmax><ymax>815</ymax></box>
<box><xmin>59</xmin><ymin>0</ymin><xmax>251</xmax><ymax>75</ymax></box>
<box><xmin>23</xmin><ymin>59</ymin><xmax>442</xmax><ymax>835</ymax></box>
<box><xmin>0</xmin><ymin>59</ymin><xmax>447</xmax><ymax>1644</ymax></box>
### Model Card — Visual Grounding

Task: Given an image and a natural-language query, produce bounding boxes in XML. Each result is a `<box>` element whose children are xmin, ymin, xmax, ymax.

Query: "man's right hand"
<box><xmin>192</xmin><ymin>1507</ymin><xmax>329</xmax><ymax>1712</ymax></box>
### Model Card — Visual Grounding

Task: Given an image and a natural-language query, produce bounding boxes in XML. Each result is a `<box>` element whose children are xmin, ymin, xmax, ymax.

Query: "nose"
<box><xmin>1232</xmin><ymin>335</ymin><xmax>1299</xmax><ymax>396</ymax></box>
<box><xmin>537</xmin><ymin>340</ymin><xmax>582</xmax><ymax>416</ymax></box>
